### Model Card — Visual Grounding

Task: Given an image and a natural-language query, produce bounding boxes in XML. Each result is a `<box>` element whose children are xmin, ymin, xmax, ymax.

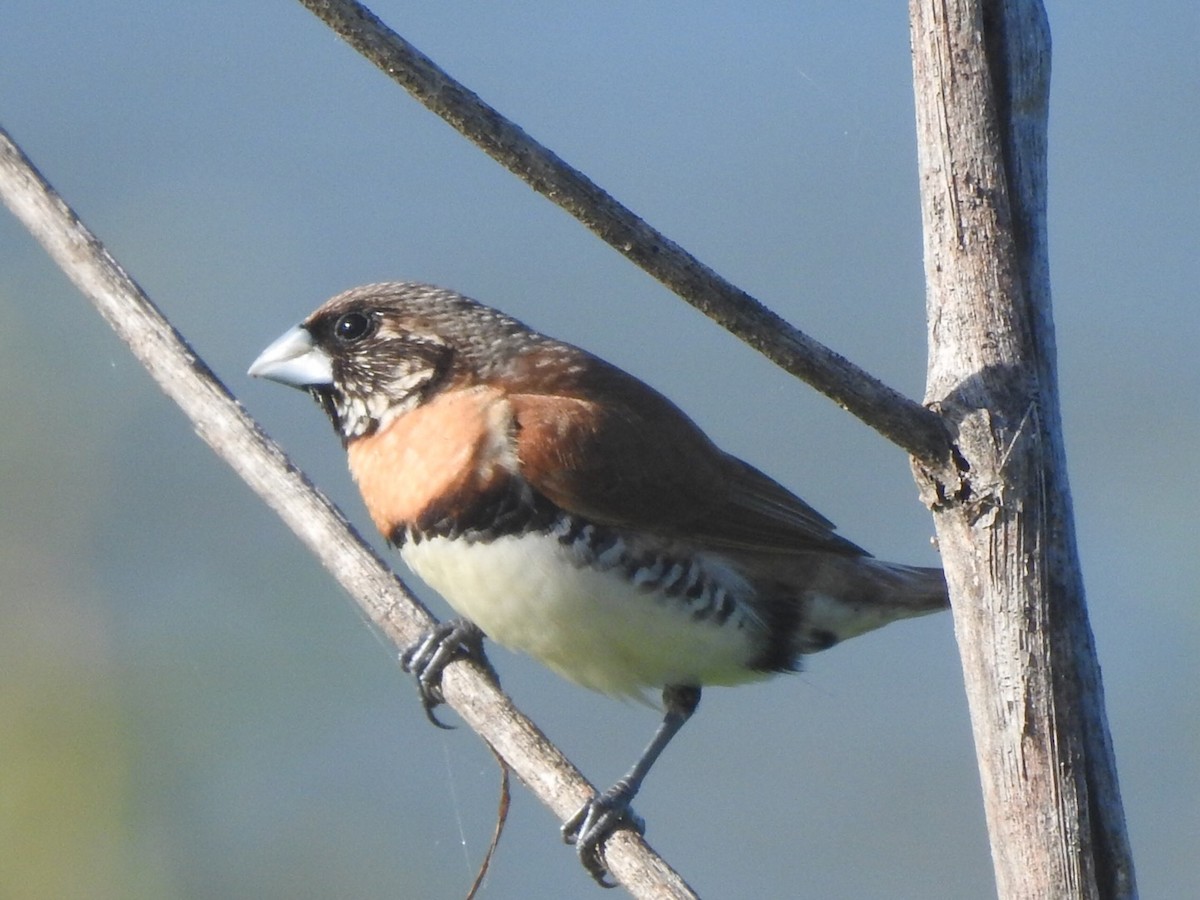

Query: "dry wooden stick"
<box><xmin>908</xmin><ymin>1</ymin><xmax>1136</xmax><ymax>895</ymax></box>
<box><xmin>295</xmin><ymin>0</ymin><xmax>951</xmax><ymax>467</ymax></box>
<box><xmin>0</xmin><ymin>122</ymin><xmax>698</xmax><ymax>900</ymax></box>
<box><xmin>285</xmin><ymin>3</ymin><xmax>1134</xmax><ymax>894</ymax></box>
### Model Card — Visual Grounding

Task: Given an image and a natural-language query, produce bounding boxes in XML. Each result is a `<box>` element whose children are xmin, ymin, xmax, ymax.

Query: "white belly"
<box><xmin>400</xmin><ymin>532</ymin><xmax>768</xmax><ymax>698</ymax></box>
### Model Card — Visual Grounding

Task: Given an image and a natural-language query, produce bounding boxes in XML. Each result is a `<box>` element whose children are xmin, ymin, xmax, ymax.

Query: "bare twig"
<box><xmin>294</xmin><ymin>0</ymin><xmax>951</xmax><ymax>467</ymax></box>
<box><xmin>467</xmin><ymin>742</ymin><xmax>512</xmax><ymax>900</ymax></box>
<box><xmin>0</xmin><ymin>123</ymin><xmax>698</xmax><ymax>900</ymax></box>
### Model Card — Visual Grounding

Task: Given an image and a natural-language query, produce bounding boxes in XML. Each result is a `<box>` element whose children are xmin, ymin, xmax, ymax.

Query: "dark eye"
<box><xmin>333</xmin><ymin>311</ymin><xmax>373</xmax><ymax>343</ymax></box>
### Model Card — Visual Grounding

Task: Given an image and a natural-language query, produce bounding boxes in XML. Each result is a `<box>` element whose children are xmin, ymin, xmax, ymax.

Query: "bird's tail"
<box><xmin>795</xmin><ymin>556</ymin><xmax>949</xmax><ymax>650</ymax></box>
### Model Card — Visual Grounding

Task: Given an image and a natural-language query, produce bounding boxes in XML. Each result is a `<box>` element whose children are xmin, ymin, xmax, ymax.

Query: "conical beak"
<box><xmin>248</xmin><ymin>325</ymin><xmax>334</xmax><ymax>389</ymax></box>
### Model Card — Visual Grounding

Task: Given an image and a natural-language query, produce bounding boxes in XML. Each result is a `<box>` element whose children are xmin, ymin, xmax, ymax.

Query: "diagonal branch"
<box><xmin>295</xmin><ymin>0</ymin><xmax>951</xmax><ymax>466</ymax></box>
<box><xmin>0</xmin><ymin>123</ymin><xmax>697</xmax><ymax>900</ymax></box>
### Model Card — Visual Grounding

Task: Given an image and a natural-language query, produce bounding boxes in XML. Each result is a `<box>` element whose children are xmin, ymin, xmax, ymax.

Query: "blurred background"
<box><xmin>1</xmin><ymin>3</ymin><xmax>1195</xmax><ymax>898</ymax></box>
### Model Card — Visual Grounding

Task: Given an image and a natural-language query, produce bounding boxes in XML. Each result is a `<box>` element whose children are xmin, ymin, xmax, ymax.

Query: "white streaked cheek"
<box><xmin>382</xmin><ymin>366</ymin><xmax>436</xmax><ymax>402</ymax></box>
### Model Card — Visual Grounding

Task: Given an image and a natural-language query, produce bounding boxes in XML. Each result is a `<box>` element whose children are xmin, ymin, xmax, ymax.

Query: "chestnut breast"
<box><xmin>346</xmin><ymin>385</ymin><xmax>519</xmax><ymax>539</ymax></box>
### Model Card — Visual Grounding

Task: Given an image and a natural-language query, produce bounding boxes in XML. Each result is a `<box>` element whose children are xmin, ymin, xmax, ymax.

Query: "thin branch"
<box><xmin>295</xmin><ymin>0</ymin><xmax>951</xmax><ymax>467</ymax></box>
<box><xmin>0</xmin><ymin>123</ymin><xmax>698</xmax><ymax>900</ymax></box>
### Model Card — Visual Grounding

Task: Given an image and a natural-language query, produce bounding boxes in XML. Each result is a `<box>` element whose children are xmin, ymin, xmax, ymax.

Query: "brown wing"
<box><xmin>508</xmin><ymin>383</ymin><xmax>864</xmax><ymax>558</ymax></box>
<box><xmin>703</xmin><ymin>455</ymin><xmax>866</xmax><ymax>556</ymax></box>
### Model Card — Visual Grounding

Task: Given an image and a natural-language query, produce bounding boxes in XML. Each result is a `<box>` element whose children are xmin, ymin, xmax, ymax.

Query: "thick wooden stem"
<box><xmin>908</xmin><ymin>1</ymin><xmax>1135</xmax><ymax>896</ymax></box>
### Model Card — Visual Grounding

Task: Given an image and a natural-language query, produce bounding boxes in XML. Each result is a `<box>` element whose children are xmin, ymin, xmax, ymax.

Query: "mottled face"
<box><xmin>248</xmin><ymin>282</ymin><xmax>556</xmax><ymax>443</ymax></box>
<box><xmin>302</xmin><ymin>304</ymin><xmax>452</xmax><ymax>439</ymax></box>
<box><xmin>249</xmin><ymin>286</ymin><xmax>467</xmax><ymax>441</ymax></box>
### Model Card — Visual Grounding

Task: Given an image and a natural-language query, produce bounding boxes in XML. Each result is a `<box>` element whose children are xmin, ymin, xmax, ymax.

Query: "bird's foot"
<box><xmin>561</xmin><ymin>779</ymin><xmax>645</xmax><ymax>888</ymax></box>
<box><xmin>399</xmin><ymin>618</ymin><xmax>487</xmax><ymax>729</ymax></box>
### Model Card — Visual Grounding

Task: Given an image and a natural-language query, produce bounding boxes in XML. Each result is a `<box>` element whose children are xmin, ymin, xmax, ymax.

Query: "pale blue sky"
<box><xmin>2</xmin><ymin>3</ymin><xmax>1196</xmax><ymax>897</ymax></box>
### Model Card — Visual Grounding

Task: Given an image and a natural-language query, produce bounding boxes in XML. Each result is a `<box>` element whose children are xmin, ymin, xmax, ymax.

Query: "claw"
<box><xmin>399</xmin><ymin>619</ymin><xmax>487</xmax><ymax>728</ymax></box>
<box><xmin>561</xmin><ymin>781</ymin><xmax>645</xmax><ymax>888</ymax></box>
<box><xmin>560</xmin><ymin>684</ymin><xmax>700</xmax><ymax>886</ymax></box>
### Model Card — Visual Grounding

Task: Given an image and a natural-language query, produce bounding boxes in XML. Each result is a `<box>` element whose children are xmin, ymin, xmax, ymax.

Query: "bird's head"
<box><xmin>249</xmin><ymin>282</ymin><xmax>552</xmax><ymax>442</ymax></box>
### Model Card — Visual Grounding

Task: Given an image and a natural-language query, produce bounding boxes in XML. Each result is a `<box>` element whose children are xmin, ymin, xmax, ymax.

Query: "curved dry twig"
<box><xmin>0</xmin><ymin>124</ymin><xmax>698</xmax><ymax>900</ymax></box>
<box><xmin>295</xmin><ymin>0</ymin><xmax>950</xmax><ymax>466</ymax></box>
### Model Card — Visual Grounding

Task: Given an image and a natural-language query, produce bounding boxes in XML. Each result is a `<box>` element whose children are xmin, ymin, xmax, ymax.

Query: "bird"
<box><xmin>249</xmin><ymin>281</ymin><xmax>948</xmax><ymax>885</ymax></box>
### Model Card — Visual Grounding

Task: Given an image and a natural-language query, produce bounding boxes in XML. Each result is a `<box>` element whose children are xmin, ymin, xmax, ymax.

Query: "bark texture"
<box><xmin>0</xmin><ymin>124</ymin><xmax>697</xmax><ymax>900</ymax></box>
<box><xmin>908</xmin><ymin>2</ymin><xmax>1135</xmax><ymax>896</ymax></box>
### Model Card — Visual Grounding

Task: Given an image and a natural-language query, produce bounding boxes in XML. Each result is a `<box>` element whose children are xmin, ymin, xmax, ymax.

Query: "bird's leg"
<box><xmin>399</xmin><ymin>618</ymin><xmax>492</xmax><ymax>728</ymax></box>
<box><xmin>563</xmin><ymin>684</ymin><xmax>701</xmax><ymax>887</ymax></box>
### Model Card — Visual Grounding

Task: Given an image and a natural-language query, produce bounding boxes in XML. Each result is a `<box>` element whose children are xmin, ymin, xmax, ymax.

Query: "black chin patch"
<box><xmin>308</xmin><ymin>386</ymin><xmax>344</xmax><ymax>438</ymax></box>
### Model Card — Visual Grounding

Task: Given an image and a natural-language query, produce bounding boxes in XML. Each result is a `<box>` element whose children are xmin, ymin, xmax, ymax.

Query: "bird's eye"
<box><xmin>333</xmin><ymin>311</ymin><xmax>373</xmax><ymax>343</ymax></box>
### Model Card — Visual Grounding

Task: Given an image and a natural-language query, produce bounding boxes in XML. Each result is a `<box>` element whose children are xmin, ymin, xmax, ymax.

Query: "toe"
<box><xmin>561</xmin><ymin>793</ymin><xmax>644</xmax><ymax>887</ymax></box>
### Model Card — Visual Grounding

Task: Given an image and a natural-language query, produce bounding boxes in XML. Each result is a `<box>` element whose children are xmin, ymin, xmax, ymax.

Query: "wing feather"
<box><xmin>506</xmin><ymin>374</ymin><xmax>863</xmax><ymax>557</ymax></box>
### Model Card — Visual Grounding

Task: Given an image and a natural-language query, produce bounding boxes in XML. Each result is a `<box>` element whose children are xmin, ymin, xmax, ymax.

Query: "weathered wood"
<box><xmin>907</xmin><ymin>1</ymin><xmax>1136</xmax><ymax>896</ymax></box>
<box><xmin>4</xmin><ymin>2</ymin><xmax>1141</xmax><ymax>893</ymax></box>
<box><xmin>0</xmin><ymin>123</ymin><xmax>698</xmax><ymax>900</ymax></box>
<box><xmin>295</xmin><ymin>0</ymin><xmax>951</xmax><ymax>466</ymax></box>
